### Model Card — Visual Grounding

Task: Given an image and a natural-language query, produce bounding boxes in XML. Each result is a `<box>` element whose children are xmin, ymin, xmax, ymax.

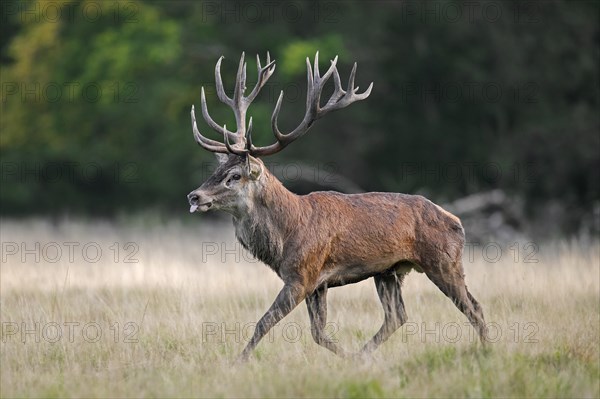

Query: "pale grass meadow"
<box><xmin>0</xmin><ymin>218</ymin><xmax>598</xmax><ymax>398</ymax></box>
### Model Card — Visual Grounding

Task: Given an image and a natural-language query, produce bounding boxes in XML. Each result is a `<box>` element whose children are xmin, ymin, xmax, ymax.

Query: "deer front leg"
<box><xmin>238</xmin><ymin>282</ymin><xmax>306</xmax><ymax>361</ymax></box>
<box><xmin>306</xmin><ymin>286</ymin><xmax>349</xmax><ymax>357</ymax></box>
<box><xmin>361</xmin><ymin>272</ymin><xmax>408</xmax><ymax>353</ymax></box>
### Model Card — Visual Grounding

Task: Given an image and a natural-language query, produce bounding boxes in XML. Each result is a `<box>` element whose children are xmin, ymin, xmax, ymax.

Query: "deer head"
<box><xmin>187</xmin><ymin>51</ymin><xmax>373</xmax><ymax>215</ymax></box>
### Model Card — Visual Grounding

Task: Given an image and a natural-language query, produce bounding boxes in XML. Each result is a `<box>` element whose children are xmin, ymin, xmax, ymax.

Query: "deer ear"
<box><xmin>247</xmin><ymin>155</ymin><xmax>263</xmax><ymax>180</ymax></box>
<box><xmin>215</xmin><ymin>153</ymin><xmax>228</xmax><ymax>165</ymax></box>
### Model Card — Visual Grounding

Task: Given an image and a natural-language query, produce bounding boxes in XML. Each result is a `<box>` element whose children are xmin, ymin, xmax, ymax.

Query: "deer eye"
<box><xmin>224</xmin><ymin>173</ymin><xmax>241</xmax><ymax>187</ymax></box>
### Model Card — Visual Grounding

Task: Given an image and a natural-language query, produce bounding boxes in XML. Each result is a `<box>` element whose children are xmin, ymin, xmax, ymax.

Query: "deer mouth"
<box><xmin>190</xmin><ymin>202</ymin><xmax>212</xmax><ymax>213</ymax></box>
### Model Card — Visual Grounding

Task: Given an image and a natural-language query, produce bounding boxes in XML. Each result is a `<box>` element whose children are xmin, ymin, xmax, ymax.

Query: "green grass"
<box><xmin>1</xmin><ymin>219</ymin><xmax>598</xmax><ymax>398</ymax></box>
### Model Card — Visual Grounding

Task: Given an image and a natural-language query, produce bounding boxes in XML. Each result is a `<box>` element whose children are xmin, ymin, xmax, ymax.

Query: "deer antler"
<box><xmin>191</xmin><ymin>52</ymin><xmax>372</xmax><ymax>157</ymax></box>
<box><xmin>192</xmin><ymin>52</ymin><xmax>276</xmax><ymax>154</ymax></box>
<box><xmin>249</xmin><ymin>52</ymin><xmax>373</xmax><ymax>156</ymax></box>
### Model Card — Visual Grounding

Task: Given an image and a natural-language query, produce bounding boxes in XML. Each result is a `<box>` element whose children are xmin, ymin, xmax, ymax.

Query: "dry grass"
<box><xmin>1</xmin><ymin>218</ymin><xmax>599</xmax><ymax>398</ymax></box>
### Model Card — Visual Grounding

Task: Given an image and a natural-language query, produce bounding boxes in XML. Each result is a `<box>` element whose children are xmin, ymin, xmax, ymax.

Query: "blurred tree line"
<box><xmin>1</xmin><ymin>0</ymin><xmax>598</xmax><ymax>236</ymax></box>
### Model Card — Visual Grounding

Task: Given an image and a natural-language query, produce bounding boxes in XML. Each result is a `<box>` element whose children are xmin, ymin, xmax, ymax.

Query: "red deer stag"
<box><xmin>187</xmin><ymin>52</ymin><xmax>487</xmax><ymax>360</ymax></box>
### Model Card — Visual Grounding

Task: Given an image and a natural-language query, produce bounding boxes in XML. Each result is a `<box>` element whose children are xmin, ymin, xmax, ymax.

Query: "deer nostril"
<box><xmin>188</xmin><ymin>193</ymin><xmax>199</xmax><ymax>205</ymax></box>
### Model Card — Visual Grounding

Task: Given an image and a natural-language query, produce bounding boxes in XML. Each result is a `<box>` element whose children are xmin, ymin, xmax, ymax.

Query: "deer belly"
<box><xmin>317</xmin><ymin>256</ymin><xmax>402</xmax><ymax>287</ymax></box>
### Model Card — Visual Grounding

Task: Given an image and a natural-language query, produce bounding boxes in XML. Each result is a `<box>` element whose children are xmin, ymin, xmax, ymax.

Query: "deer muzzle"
<box><xmin>187</xmin><ymin>191</ymin><xmax>213</xmax><ymax>213</ymax></box>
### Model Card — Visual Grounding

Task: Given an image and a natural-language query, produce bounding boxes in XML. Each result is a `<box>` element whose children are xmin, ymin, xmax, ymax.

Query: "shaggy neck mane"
<box><xmin>233</xmin><ymin>168</ymin><xmax>304</xmax><ymax>269</ymax></box>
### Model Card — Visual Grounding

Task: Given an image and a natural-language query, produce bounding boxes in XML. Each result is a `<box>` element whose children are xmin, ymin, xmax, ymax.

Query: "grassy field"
<box><xmin>1</xmin><ymin>218</ymin><xmax>598</xmax><ymax>398</ymax></box>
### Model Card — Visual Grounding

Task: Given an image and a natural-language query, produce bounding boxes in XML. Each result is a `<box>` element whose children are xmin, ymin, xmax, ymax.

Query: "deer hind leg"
<box><xmin>361</xmin><ymin>271</ymin><xmax>408</xmax><ymax>353</ymax></box>
<box><xmin>467</xmin><ymin>290</ymin><xmax>486</xmax><ymax>324</ymax></box>
<box><xmin>424</xmin><ymin>262</ymin><xmax>488</xmax><ymax>344</ymax></box>
<box><xmin>306</xmin><ymin>286</ymin><xmax>349</xmax><ymax>357</ymax></box>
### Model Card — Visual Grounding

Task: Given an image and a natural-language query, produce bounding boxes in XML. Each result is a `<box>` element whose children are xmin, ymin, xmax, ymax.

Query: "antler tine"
<box><xmin>191</xmin><ymin>105</ymin><xmax>229</xmax><ymax>153</ymax></box>
<box><xmin>322</xmin><ymin>61</ymin><xmax>373</xmax><ymax>112</ymax></box>
<box><xmin>200</xmin><ymin>87</ymin><xmax>239</xmax><ymax>142</ymax></box>
<box><xmin>233</xmin><ymin>52</ymin><xmax>246</xmax><ymax>105</ymax></box>
<box><xmin>215</xmin><ymin>57</ymin><xmax>233</xmax><ymax>107</ymax></box>
<box><xmin>271</xmin><ymin>90</ymin><xmax>286</xmax><ymax>141</ymax></box>
<box><xmin>247</xmin><ymin>53</ymin><xmax>276</xmax><ymax>103</ymax></box>
<box><xmin>305</xmin><ymin>56</ymin><xmax>315</xmax><ymax>112</ymax></box>
<box><xmin>347</xmin><ymin>62</ymin><xmax>357</xmax><ymax>93</ymax></box>
<box><xmin>208</xmin><ymin>53</ymin><xmax>249</xmax><ymax>147</ymax></box>
<box><xmin>355</xmin><ymin>81</ymin><xmax>374</xmax><ymax>99</ymax></box>
<box><xmin>320</xmin><ymin>55</ymin><xmax>338</xmax><ymax>83</ymax></box>
<box><xmin>324</xmin><ymin>62</ymin><xmax>345</xmax><ymax>108</ymax></box>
